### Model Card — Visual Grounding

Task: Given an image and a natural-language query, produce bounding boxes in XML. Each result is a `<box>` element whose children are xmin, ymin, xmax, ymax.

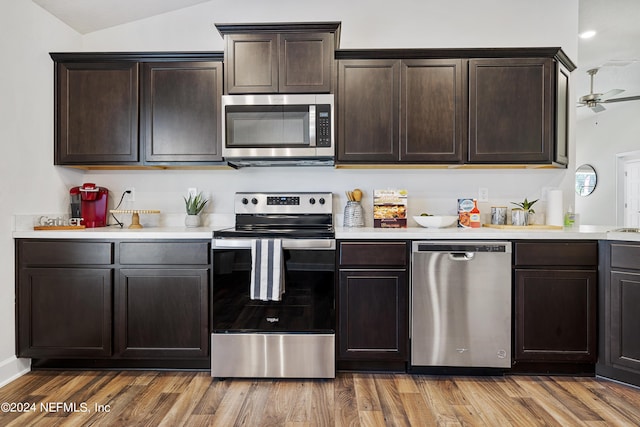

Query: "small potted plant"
<box><xmin>184</xmin><ymin>192</ymin><xmax>208</xmax><ymax>227</ymax></box>
<box><xmin>510</xmin><ymin>198</ymin><xmax>538</xmax><ymax>226</ymax></box>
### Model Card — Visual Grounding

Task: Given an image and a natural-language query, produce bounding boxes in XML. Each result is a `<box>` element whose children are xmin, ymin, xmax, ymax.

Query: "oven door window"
<box><xmin>225</xmin><ymin>105</ymin><xmax>310</xmax><ymax>147</ymax></box>
<box><xmin>212</xmin><ymin>248</ymin><xmax>335</xmax><ymax>333</ymax></box>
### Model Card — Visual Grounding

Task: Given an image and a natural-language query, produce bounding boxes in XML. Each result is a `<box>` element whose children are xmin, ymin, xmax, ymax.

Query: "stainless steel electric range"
<box><xmin>211</xmin><ymin>192</ymin><xmax>335</xmax><ymax>378</ymax></box>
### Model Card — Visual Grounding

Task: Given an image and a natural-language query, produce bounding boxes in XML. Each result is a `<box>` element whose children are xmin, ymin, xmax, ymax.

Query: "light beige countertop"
<box><xmin>13</xmin><ymin>223</ymin><xmax>640</xmax><ymax>242</ymax></box>
<box><xmin>335</xmin><ymin>225</ymin><xmax>623</xmax><ymax>241</ymax></box>
<box><xmin>12</xmin><ymin>226</ymin><xmax>221</xmax><ymax>240</ymax></box>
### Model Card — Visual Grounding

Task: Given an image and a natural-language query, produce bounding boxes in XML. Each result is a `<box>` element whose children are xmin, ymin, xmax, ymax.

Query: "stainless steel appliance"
<box><xmin>221</xmin><ymin>94</ymin><xmax>334</xmax><ymax>167</ymax></box>
<box><xmin>411</xmin><ymin>241</ymin><xmax>512</xmax><ymax>370</ymax></box>
<box><xmin>211</xmin><ymin>192</ymin><xmax>335</xmax><ymax>378</ymax></box>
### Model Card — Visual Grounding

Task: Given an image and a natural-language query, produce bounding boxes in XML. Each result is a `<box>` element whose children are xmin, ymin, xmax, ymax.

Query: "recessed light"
<box><xmin>579</xmin><ymin>30</ymin><xmax>597</xmax><ymax>39</ymax></box>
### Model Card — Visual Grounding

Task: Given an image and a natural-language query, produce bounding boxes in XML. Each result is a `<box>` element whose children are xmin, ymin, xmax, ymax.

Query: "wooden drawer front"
<box><xmin>611</xmin><ymin>243</ymin><xmax>640</xmax><ymax>270</ymax></box>
<box><xmin>119</xmin><ymin>241</ymin><xmax>210</xmax><ymax>265</ymax></box>
<box><xmin>339</xmin><ymin>241</ymin><xmax>407</xmax><ymax>267</ymax></box>
<box><xmin>514</xmin><ymin>241</ymin><xmax>597</xmax><ymax>267</ymax></box>
<box><xmin>20</xmin><ymin>240</ymin><xmax>113</xmax><ymax>266</ymax></box>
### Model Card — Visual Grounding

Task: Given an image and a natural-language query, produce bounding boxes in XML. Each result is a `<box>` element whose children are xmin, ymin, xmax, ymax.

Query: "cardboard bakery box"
<box><xmin>374</xmin><ymin>189</ymin><xmax>407</xmax><ymax>228</ymax></box>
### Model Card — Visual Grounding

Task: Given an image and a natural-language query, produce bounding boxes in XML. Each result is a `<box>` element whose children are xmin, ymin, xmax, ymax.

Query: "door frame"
<box><xmin>616</xmin><ymin>150</ymin><xmax>640</xmax><ymax>226</ymax></box>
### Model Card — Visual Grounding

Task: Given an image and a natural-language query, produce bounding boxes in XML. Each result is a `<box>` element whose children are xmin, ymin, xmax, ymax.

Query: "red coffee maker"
<box><xmin>70</xmin><ymin>183</ymin><xmax>109</xmax><ymax>228</ymax></box>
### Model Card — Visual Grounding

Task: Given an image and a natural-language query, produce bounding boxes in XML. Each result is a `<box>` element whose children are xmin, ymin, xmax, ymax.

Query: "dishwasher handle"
<box><xmin>449</xmin><ymin>252</ymin><xmax>475</xmax><ymax>261</ymax></box>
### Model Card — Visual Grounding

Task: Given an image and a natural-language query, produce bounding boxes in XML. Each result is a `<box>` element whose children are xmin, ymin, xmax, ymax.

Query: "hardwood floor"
<box><xmin>0</xmin><ymin>371</ymin><xmax>639</xmax><ymax>426</ymax></box>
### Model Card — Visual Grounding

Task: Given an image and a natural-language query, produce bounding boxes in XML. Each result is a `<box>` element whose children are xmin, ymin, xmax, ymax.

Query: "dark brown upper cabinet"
<box><xmin>400</xmin><ymin>59</ymin><xmax>464</xmax><ymax>163</ymax></box>
<box><xmin>216</xmin><ymin>22</ymin><xmax>341</xmax><ymax>94</ymax></box>
<box><xmin>141</xmin><ymin>61</ymin><xmax>223</xmax><ymax>164</ymax></box>
<box><xmin>51</xmin><ymin>52</ymin><xmax>224</xmax><ymax>168</ymax></box>
<box><xmin>554</xmin><ymin>61</ymin><xmax>571</xmax><ymax>166</ymax></box>
<box><xmin>338</xmin><ymin>57</ymin><xmax>464</xmax><ymax>164</ymax></box>
<box><xmin>55</xmin><ymin>61</ymin><xmax>140</xmax><ymax>165</ymax></box>
<box><xmin>337</xmin><ymin>59</ymin><xmax>400</xmax><ymax>162</ymax></box>
<box><xmin>468</xmin><ymin>57</ymin><xmax>553</xmax><ymax>164</ymax></box>
<box><xmin>336</xmin><ymin>48</ymin><xmax>574</xmax><ymax>167</ymax></box>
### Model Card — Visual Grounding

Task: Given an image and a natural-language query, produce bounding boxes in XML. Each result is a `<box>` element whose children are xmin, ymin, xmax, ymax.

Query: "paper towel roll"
<box><xmin>546</xmin><ymin>189</ymin><xmax>563</xmax><ymax>226</ymax></box>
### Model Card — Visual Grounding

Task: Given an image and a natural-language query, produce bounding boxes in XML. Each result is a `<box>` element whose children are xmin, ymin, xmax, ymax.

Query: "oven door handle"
<box><xmin>212</xmin><ymin>238</ymin><xmax>336</xmax><ymax>250</ymax></box>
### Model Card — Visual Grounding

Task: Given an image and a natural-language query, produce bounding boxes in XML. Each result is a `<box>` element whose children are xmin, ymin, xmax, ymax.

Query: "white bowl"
<box><xmin>413</xmin><ymin>215</ymin><xmax>458</xmax><ymax>228</ymax></box>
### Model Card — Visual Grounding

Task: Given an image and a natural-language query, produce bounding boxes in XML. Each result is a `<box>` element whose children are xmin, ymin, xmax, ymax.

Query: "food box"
<box><xmin>374</xmin><ymin>189</ymin><xmax>407</xmax><ymax>228</ymax></box>
<box><xmin>457</xmin><ymin>198</ymin><xmax>474</xmax><ymax>228</ymax></box>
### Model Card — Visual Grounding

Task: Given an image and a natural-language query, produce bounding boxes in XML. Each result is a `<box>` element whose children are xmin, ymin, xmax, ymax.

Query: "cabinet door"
<box><xmin>610</xmin><ymin>271</ymin><xmax>640</xmax><ymax>372</ymax></box>
<box><xmin>18</xmin><ymin>268</ymin><xmax>112</xmax><ymax>358</ymax></box>
<box><xmin>279</xmin><ymin>32</ymin><xmax>333</xmax><ymax>93</ymax></box>
<box><xmin>337</xmin><ymin>59</ymin><xmax>400</xmax><ymax>162</ymax></box>
<box><xmin>116</xmin><ymin>268</ymin><xmax>209</xmax><ymax>358</ymax></box>
<box><xmin>225</xmin><ymin>34</ymin><xmax>278</xmax><ymax>93</ymax></box>
<box><xmin>338</xmin><ymin>269</ymin><xmax>408</xmax><ymax>361</ymax></box>
<box><xmin>142</xmin><ymin>62</ymin><xmax>223</xmax><ymax>163</ymax></box>
<box><xmin>514</xmin><ymin>269</ymin><xmax>597</xmax><ymax>362</ymax></box>
<box><xmin>400</xmin><ymin>59</ymin><xmax>464</xmax><ymax>163</ymax></box>
<box><xmin>56</xmin><ymin>61</ymin><xmax>139</xmax><ymax>164</ymax></box>
<box><xmin>554</xmin><ymin>62</ymin><xmax>570</xmax><ymax>165</ymax></box>
<box><xmin>468</xmin><ymin>58</ymin><xmax>553</xmax><ymax>163</ymax></box>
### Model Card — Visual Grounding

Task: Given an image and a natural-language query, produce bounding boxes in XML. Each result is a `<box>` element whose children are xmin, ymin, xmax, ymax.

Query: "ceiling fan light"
<box><xmin>579</xmin><ymin>30</ymin><xmax>597</xmax><ymax>39</ymax></box>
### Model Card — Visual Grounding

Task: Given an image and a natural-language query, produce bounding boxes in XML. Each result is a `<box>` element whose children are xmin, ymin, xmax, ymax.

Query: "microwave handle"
<box><xmin>309</xmin><ymin>105</ymin><xmax>316</xmax><ymax>147</ymax></box>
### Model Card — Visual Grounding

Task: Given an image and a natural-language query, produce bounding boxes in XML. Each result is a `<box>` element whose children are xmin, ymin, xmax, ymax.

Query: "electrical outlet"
<box><xmin>478</xmin><ymin>187</ymin><xmax>489</xmax><ymax>202</ymax></box>
<box><xmin>188</xmin><ymin>187</ymin><xmax>198</xmax><ymax>198</ymax></box>
<box><xmin>125</xmin><ymin>187</ymin><xmax>135</xmax><ymax>202</ymax></box>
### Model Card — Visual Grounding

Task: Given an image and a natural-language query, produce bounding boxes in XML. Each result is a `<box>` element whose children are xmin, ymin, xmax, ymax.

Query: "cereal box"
<box><xmin>374</xmin><ymin>189</ymin><xmax>407</xmax><ymax>228</ymax></box>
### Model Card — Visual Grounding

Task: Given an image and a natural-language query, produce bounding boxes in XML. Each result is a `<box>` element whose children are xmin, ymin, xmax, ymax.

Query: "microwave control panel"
<box><xmin>316</xmin><ymin>104</ymin><xmax>332</xmax><ymax>147</ymax></box>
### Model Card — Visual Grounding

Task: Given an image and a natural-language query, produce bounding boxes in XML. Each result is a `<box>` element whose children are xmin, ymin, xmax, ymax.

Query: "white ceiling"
<box><xmin>576</xmin><ymin>0</ymin><xmax>640</xmax><ymax>118</ymax></box>
<box><xmin>32</xmin><ymin>0</ymin><xmax>640</xmax><ymax>118</ymax></box>
<box><xmin>32</xmin><ymin>0</ymin><xmax>211</xmax><ymax>35</ymax></box>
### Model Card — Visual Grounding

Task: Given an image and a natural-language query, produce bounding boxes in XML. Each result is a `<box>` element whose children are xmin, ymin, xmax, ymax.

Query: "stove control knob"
<box><xmin>241</xmin><ymin>198</ymin><xmax>249</xmax><ymax>205</ymax></box>
<box><xmin>319</xmin><ymin>198</ymin><xmax>326</xmax><ymax>205</ymax></box>
<box><xmin>309</xmin><ymin>198</ymin><xmax>316</xmax><ymax>205</ymax></box>
<box><xmin>251</xmin><ymin>198</ymin><xmax>258</xmax><ymax>205</ymax></box>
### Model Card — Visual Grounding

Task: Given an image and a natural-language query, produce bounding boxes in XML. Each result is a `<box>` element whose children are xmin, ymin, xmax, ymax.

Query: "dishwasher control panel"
<box><xmin>414</xmin><ymin>241</ymin><xmax>511</xmax><ymax>253</ymax></box>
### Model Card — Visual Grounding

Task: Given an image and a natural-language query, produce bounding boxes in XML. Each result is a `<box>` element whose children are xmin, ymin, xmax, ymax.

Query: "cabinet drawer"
<box><xmin>611</xmin><ymin>243</ymin><xmax>640</xmax><ymax>270</ymax></box>
<box><xmin>19</xmin><ymin>240</ymin><xmax>113</xmax><ymax>265</ymax></box>
<box><xmin>514</xmin><ymin>241</ymin><xmax>597</xmax><ymax>267</ymax></box>
<box><xmin>119</xmin><ymin>241</ymin><xmax>210</xmax><ymax>265</ymax></box>
<box><xmin>339</xmin><ymin>241</ymin><xmax>407</xmax><ymax>267</ymax></box>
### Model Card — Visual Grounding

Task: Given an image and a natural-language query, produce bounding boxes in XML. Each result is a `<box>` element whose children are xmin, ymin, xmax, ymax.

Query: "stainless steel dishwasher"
<box><xmin>411</xmin><ymin>241</ymin><xmax>512</xmax><ymax>370</ymax></box>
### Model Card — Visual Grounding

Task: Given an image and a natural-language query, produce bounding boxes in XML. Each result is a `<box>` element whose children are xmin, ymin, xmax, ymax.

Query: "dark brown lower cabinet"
<box><xmin>514</xmin><ymin>269</ymin><xmax>597</xmax><ymax>362</ymax></box>
<box><xmin>512</xmin><ymin>241</ymin><xmax>598</xmax><ymax>373</ymax></box>
<box><xmin>597</xmin><ymin>241</ymin><xmax>640</xmax><ymax>387</ymax></box>
<box><xmin>337</xmin><ymin>241</ymin><xmax>409</xmax><ymax>370</ymax></box>
<box><xmin>117</xmin><ymin>268</ymin><xmax>209</xmax><ymax>358</ymax></box>
<box><xmin>609</xmin><ymin>271</ymin><xmax>640</xmax><ymax>371</ymax></box>
<box><xmin>18</xmin><ymin>268</ymin><xmax>112</xmax><ymax>358</ymax></box>
<box><xmin>16</xmin><ymin>239</ymin><xmax>211</xmax><ymax>368</ymax></box>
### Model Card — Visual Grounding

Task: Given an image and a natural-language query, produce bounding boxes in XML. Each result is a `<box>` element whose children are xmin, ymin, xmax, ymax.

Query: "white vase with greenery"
<box><xmin>184</xmin><ymin>192</ymin><xmax>208</xmax><ymax>228</ymax></box>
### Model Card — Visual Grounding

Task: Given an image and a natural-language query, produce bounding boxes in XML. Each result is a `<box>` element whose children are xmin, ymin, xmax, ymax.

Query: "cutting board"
<box><xmin>33</xmin><ymin>225</ymin><xmax>86</xmax><ymax>230</ymax></box>
<box><xmin>483</xmin><ymin>224</ymin><xmax>563</xmax><ymax>230</ymax></box>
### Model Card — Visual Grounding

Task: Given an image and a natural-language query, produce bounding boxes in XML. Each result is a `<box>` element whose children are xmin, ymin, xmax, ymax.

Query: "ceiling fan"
<box><xmin>578</xmin><ymin>68</ymin><xmax>640</xmax><ymax>112</ymax></box>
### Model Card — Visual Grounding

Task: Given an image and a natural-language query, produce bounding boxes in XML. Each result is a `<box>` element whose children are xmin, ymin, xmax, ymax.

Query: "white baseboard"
<box><xmin>0</xmin><ymin>356</ymin><xmax>30</xmax><ymax>388</ymax></box>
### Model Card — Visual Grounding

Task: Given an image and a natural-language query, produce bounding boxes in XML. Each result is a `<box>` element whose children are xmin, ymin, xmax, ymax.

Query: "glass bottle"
<box><xmin>470</xmin><ymin>199</ymin><xmax>481</xmax><ymax>228</ymax></box>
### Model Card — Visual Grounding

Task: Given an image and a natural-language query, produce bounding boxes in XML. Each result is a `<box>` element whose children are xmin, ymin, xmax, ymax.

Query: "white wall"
<box><xmin>0</xmin><ymin>0</ymin><xmax>82</xmax><ymax>385</ymax></box>
<box><xmin>80</xmin><ymin>0</ymin><xmax>580</xmax><ymax>224</ymax></box>
<box><xmin>0</xmin><ymin>0</ymin><xmax>579</xmax><ymax>385</ymax></box>
<box><xmin>575</xmin><ymin>102</ymin><xmax>640</xmax><ymax>225</ymax></box>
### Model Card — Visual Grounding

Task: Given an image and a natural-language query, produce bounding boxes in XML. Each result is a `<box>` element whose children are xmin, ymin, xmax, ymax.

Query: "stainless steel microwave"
<box><xmin>221</xmin><ymin>94</ymin><xmax>334</xmax><ymax>167</ymax></box>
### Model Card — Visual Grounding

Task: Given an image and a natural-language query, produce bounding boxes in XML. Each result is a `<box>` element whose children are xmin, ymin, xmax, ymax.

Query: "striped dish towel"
<box><xmin>250</xmin><ymin>239</ymin><xmax>285</xmax><ymax>301</ymax></box>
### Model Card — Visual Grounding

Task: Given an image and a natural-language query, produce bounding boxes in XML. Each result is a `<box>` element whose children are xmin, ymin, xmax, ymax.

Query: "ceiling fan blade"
<box><xmin>590</xmin><ymin>104</ymin><xmax>606</xmax><ymax>113</ymax></box>
<box><xmin>604</xmin><ymin>95</ymin><xmax>640</xmax><ymax>104</ymax></box>
<box><xmin>600</xmin><ymin>88</ymin><xmax>625</xmax><ymax>100</ymax></box>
